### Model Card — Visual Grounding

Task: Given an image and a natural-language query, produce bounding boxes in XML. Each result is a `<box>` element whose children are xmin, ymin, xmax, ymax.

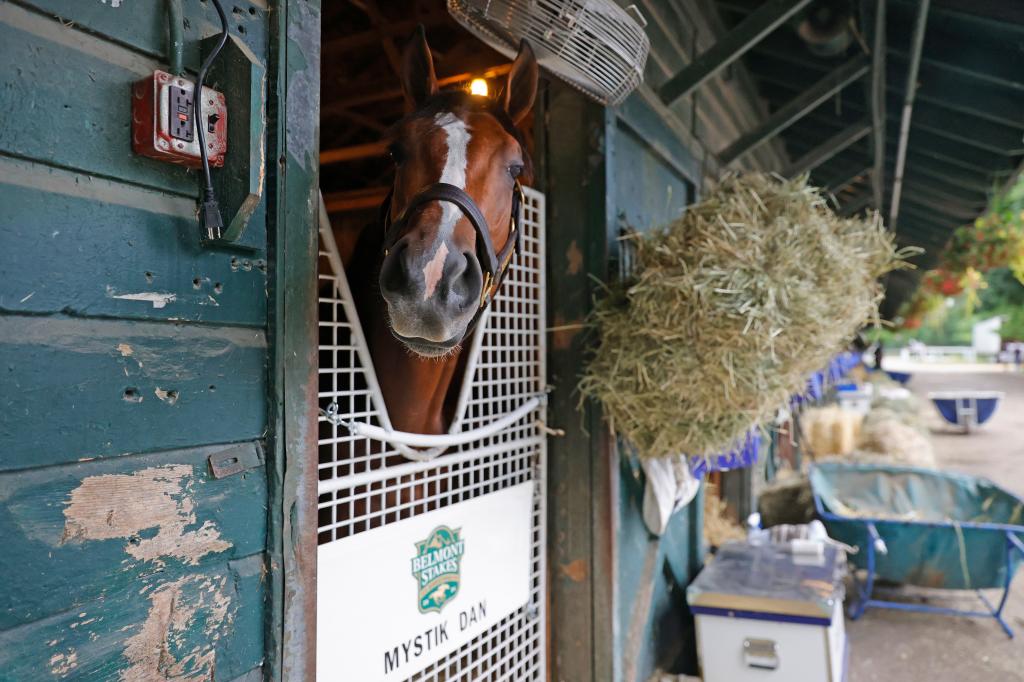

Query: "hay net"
<box><xmin>580</xmin><ymin>173</ymin><xmax>913</xmax><ymax>460</ymax></box>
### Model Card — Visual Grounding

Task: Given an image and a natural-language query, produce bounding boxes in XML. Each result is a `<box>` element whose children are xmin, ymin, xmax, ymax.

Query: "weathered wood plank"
<box><xmin>0</xmin><ymin>442</ymin><xmax>267</xmax><ymax>629</ymax></box>
<box><xmin>21</xmin><ymin>0</ymin><xmax>268</xmax><ymax>73</ymax></box>
<box><xmin>266</xmin><ymin>1</ymin><xmax>322</xmax><ymax>678</ymax></box>
<box><xmin>0</xmin><ymin>315</ymin><xmax>267</xmax><ymax>470</ymax></box>
<box><xmin>0</xmin><ymin>5</ymin><xmax>193</xmax><ymax>195</ymax></box>
<box><xmin>0</xmin><ymin>553</ymin><xmax>265</xmax><ymax>681</ymax></box>
<box><xmin>0</xmin><ymin>161</ymin><xmax>268</xmax><ymax>325</ymax></box>
<box><xmin>543</xmin><ymin>84</ymin><xmax>613</xmax><ymax>682</ymax></box>
<box><xmin>613</xmin><ymin>120</ymin><xmax>694</xmax><ymax>233</ymax></box>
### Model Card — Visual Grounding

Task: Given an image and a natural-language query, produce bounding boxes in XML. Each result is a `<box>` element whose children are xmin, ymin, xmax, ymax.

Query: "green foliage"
<box><xmin>883</xmin><ymin>267</ymin><xmax>1024</xmax><ymax>346</ymax></box>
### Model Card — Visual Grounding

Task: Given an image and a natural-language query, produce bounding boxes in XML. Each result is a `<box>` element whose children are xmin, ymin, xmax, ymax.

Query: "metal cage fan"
<box><xmin>448</xmin><ymin>0</ymin><xmax>650</xmax><ymax>106</ymax></box>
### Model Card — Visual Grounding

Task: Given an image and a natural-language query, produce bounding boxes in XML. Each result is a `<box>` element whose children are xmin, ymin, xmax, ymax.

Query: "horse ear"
<box><xmin>504</xmin><ymin>40</ymin><xmax>538</xmax><ymax>125</ymax></box>
<box><xmin>401</xmin><ymin>25</ymin><xmax>438</xmax><ymax>112</ymax></box>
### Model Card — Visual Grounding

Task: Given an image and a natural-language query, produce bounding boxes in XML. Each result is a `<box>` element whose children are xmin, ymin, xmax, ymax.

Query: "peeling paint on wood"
<box><xmin>107</xmin><ymin>288</ymin><xmax>178</xmax><ymax>309</ymax></box>
<box><xmin>50</xmin><ymin>649</ymin><xmax>79</xmax><ymax>677</ymax></box>
<box><xmin>559</xmin><ymin>558</ymin><xmax>588</xmax><ymax>583</ymax></box>
<box><xmin>551</xmin><ymin>313</ymin><xmax>583</xmax><ymax>351</ymax></box>
<box><xmin>121</xmin><ymin>574</ymin><xmax>231</xmax><ymax>681</ymax></box>
<box><xmin>0</xmin><ymin>443</ymin><xmax>266</xmax><ymax>630</ymax></box>
<box><xmin>565</xmin><ymin>240</ymin><xmax>583</xmax><ymax>275</ymax></box>
<box><xmin>0</xmin><ymin>556</ymin><xmax>265</xmax><ymax>681</ymax></box>
<box><xmin>61</xmin><ymin>465</ymin><xmax>232</xmax><ymax>567</ymax></box>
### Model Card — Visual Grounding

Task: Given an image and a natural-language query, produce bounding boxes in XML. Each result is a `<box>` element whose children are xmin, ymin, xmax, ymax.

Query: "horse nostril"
<box><xmin>453</xmin><ymin>252</ymin><xmax>483</xmax><ymax>309</ymax></box>
<box><xmin>379</xmin><ymin>241</ymin><xmax>410</xmax><ymax>295</ymax></box>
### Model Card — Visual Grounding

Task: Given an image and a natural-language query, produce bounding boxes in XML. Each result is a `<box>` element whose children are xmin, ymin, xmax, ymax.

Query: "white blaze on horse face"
<box><xmin>418</xmin><ymin>113</ymin><xmax>471</xmax><ymax>295</ymax></box>
<box><xmin>422</xmin><ymin>242</ymin><xmax>449</xmax><ymax>300</ymax></box>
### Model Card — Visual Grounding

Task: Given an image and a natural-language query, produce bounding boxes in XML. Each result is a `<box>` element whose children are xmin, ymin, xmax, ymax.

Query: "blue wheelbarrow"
<box><xmin>884</xmin><ymin>370</ymin><xmax>912</xmax><ymax>385</ymax></box>
<box><xmin>810</xmin><ymin>462</ymin><xmax>1024</xmax><ymax>637</ymax></box>
<box><xmin>928</xmin><ymin>391</ymin><xmax>1004</xmax><ymax>432</ymax></box>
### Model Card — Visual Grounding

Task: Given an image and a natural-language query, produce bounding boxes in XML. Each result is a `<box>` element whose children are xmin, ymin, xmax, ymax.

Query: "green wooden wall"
<box><xmin>0</xmin><ymin>1</ymin><xmax>274</xmax><ymax>679</ymax></box>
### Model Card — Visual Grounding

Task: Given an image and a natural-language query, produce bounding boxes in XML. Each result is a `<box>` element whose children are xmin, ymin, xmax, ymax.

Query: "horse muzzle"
<box><xmin>379</xmin><ymin>236</ymin><xmax>483</xmax><ymax>352</ymax></box>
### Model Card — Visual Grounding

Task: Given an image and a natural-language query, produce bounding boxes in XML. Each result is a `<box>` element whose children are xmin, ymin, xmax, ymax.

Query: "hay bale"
<box><xmin>802</xmin><ymin>406</ymin><xmax>863</xmax><ymax>457</ymax></box>
<box><xmin>704</xmin><ymin>483</ymin><xmax>746</xmax><ymax>548</ymax></box>
<box><xmin>579</xmin><ymin>173</ymin><xmax>913</xmax><ymax>459</ymax></box>
<box><xmin>856</xmin><ymin>414</ymin><xmax>936</xmax><ymax>467</ymax></box>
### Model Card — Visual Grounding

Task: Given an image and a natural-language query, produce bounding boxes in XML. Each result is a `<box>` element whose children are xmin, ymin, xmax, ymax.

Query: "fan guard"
<box><xmin>448</xmin><ymin>0</ymin><xmax>650</xmax><ymax>106</ymax></box>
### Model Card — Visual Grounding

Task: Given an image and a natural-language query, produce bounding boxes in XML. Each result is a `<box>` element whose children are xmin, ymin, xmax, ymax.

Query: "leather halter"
<box><xmin>381</xmin><ymin>180</ymin><xmax>524</xmax><ymax>316</ymax></box>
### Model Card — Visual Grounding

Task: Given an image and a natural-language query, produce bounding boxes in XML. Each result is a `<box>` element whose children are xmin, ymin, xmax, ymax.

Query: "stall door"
<box><xmin>315</xmin><ymin>189</ymin><xmax>547</xmax><ymax>681</ymax></box>
<box><xmin>0</xmin><ymin>1</ymin><xmax>271</xmax><ymax>679</ymax></box>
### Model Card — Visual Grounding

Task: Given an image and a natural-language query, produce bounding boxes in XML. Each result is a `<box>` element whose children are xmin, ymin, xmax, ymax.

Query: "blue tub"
<box><xmin>928</xmin><ymin>391</ymin><xmax>1003</xmax><ymax>431</ymax></box>
<box><xmin>884</xmin><ymin>370</ymin><xmax>912</xmax><ymax>385</ymax></box>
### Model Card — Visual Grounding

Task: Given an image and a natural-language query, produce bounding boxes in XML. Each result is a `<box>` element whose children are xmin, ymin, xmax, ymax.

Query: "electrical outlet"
<box><xmin>168</xmin><ymin>85</ymin><xmax>194</xmax><ymax>142</ymax></box>
<box><xmin>132</xmin><ymin>70</ymin><xmax>227</xmax><ymax>168</ymax></box>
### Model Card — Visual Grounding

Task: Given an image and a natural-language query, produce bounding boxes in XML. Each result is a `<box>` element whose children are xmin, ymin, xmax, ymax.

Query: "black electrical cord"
<box><xmin>195</xmin><ymin>0</ymin><xmax>229</xmax><ymax>241</ymax></box>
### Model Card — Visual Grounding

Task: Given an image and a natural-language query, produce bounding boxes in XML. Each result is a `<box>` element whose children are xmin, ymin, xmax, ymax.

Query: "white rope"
<box><xmin>321</xmin><ymin>395</ymin><xmax>545</xmax><ymax>449</ymax></box>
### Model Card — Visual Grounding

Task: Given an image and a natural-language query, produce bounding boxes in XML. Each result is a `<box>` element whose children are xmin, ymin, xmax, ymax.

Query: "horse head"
<box><xmin>377</xmin><ymin>29</ymin><xmax>538</xmax><ymax>358</ymax></box>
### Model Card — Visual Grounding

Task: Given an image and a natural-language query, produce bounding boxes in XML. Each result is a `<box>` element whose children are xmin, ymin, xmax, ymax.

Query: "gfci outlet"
<box><xmin>132</xmin><ymin>70</ymin><xmax>227</xmax><ymax>168</ymax></box>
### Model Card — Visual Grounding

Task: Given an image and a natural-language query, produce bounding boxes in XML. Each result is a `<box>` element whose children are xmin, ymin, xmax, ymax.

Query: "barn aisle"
<box><xmin>847</xmin><ymin>363</ymin><xmax>1024</xmax><ymax>682</ymax></box>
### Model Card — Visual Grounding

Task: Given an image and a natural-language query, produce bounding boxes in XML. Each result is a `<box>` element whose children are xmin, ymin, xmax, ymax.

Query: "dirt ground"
<box><xmin>847</xmin><ymin>360</ymin><xmax>1024</xmax><ymax>682</ymax></box>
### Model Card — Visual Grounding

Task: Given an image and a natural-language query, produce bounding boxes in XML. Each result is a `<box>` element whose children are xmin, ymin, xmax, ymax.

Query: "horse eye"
<box><xmin>508</xmin><ymin>164</ymin><xmax>524</xmax><ymax>179</ymax></box>
<box><xmin>388</xmin><ymin>144</ymin><xmax>405</xmax><ymax>164</ymax></box>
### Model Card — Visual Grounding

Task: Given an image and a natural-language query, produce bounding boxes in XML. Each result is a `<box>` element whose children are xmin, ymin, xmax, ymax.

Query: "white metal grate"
<box><xmin>316</xmin><ymin>188</ymin><xmax>547</xmax><ymax>681</ymax></box>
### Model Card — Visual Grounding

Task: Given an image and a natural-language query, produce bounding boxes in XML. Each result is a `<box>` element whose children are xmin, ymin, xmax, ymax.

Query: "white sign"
<box><xmin>317</xmin><ymin>482</ymin><xmax>534</xmax><ymax>681</ymax></box>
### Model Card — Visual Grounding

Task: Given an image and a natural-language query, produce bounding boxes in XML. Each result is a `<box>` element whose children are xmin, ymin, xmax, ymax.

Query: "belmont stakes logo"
<box><xmin>410</xmin><ymin>526</ymin><xmax>465</xmax><ymax>614</ymax></box>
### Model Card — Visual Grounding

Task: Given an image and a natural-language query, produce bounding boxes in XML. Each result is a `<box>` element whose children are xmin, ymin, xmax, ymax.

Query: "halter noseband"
<box><xmin>381</xmin><ymin>180</ymin><xmax>524</xmax><ymax>313</ymax></box>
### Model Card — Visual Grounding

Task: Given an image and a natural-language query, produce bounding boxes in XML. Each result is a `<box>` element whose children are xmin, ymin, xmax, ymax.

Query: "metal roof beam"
<box><xmin>890</xmin><ymin>50</ymin><xmax>1024</xmax><ymax>94</ymax></box>
<box><xmin>718</xmin><ymin>55</ymin><xmax>870</xmax><ymax>165</ymax></box>
<box><xmin>780</xmin><ymin>101</ymin><xmax>1024</xmax><ymax>158</ymax></box>
<box><xmin>871</xmin><ymin>0</ymin><xmax>888</xmax><ymax>212</ymax></box>
<box><xmin>748</xmin><ymin>44</ymin><xmax>1024</xmax><ymax>130</ymax></box>
<box><xmin>786</xmin><ymin>119</ymin><xmax>872</xmax><ymax>177</ymax></box>
<box><xmin>888</xmin><ymin>58</ymin><xmax>1024</xmax><ymax>129</ymax></box>
<box><xmin>903</xmin><ymin>157</ymin><xmax>999</xmax><ymax>194</ymax></box>
<box><xmin>897</xmin><ymin>223</ymin><xmax>954</xmax><ymax>246</ymax></box>
<box><xmin>895</xmin><ymin>174</ymin><xmax>989</xmax><ymax>206</ymax></box>
<box><xmin>658</xmin><ymin>0</ymin><xmax>814</xmax><ymax>105</ymax></box>
<box><xmin>885</xmin><ymin>137</ymin><xmax>1014</xmax><ymax>176</ymax></box>
<box><xmin>898</xmin><ymin>193</ymin><xmax>981</xmax><ymax>221</ymax></box>
<box><xmin>898</xmin><ymin>203</ymin><xmax>962</xmax><ymax>230</ymax></box>
<box><xmin>893</xmin><ymin>0</ymin><xmax>937</xmax><ymax>235</ymax></box>
<box><xmin>904</xmin><ymin>0</ymin><xmax>1024</xmax><ymax>28</ymax></box>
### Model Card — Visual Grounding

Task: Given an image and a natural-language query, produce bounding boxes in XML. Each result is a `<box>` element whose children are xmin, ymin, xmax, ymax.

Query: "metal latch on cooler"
<box><xmin>743</xmin><ymin>638</ymin><xmax>779</xmax><ymax>670</ymax></box>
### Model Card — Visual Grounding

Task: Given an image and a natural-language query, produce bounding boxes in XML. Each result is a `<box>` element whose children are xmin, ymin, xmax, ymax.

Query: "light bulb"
<box><xmin>469</xmin><ymin>78</ymin><xmax>489</xmax><ymax>97</ymax></box>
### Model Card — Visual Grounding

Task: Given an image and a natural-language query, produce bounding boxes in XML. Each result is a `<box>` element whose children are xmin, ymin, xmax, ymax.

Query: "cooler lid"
<box><xmin>687</xmin><ymin>541</ymin><xmax>844</xmax><ymax>620</ymax></box>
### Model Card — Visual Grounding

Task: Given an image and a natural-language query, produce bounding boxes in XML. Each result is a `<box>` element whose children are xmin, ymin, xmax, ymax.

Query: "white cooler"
<box><xmin>687</xmin><ymin>542</ymin><xmax>847</xmax><ymax>682</ymax></box>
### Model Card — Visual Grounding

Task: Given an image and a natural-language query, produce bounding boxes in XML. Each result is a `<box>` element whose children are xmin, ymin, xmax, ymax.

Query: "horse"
<box><xmin>345</xmin><ymin>28</ymin><xmax>538</xmax><ymax>438</ymax></box>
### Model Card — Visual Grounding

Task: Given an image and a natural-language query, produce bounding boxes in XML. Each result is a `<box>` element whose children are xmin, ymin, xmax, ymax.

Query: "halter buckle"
<box><xmin>480</xmin><ymin>271</ymin><xmax>494</xmax><ymax>308</ymax></box>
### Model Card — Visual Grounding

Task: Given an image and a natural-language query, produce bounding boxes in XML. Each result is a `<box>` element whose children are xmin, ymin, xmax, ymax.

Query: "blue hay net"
<box><xmin>690</xmin><ymin>430</ymin><xmax>760</xmax><ymax>475</ymax></box>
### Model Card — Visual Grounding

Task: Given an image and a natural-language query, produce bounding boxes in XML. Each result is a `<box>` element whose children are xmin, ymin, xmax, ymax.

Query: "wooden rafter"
<box><xmin>321</xmin><ymin>141</ymin><xmax>389</xmax><ymax>166</ymax></box>
<box><xmin>324</xmin><ymin>187</ymin><xmax>390</xmax><ymax>213</ymax></box>
<box><xmin>322</xmin><ymin>64</ymin><xmax>512</xmax><ymax>117</ymax></box>
<box><xmin>348</xmin><ymin>0</ymin><xmax>403</xmax><ymax>76</ymax></box>
<box><xmin>322</xmin><ymin>10</ymin><xmax>448</xmax><ymax>61</ymax></box>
